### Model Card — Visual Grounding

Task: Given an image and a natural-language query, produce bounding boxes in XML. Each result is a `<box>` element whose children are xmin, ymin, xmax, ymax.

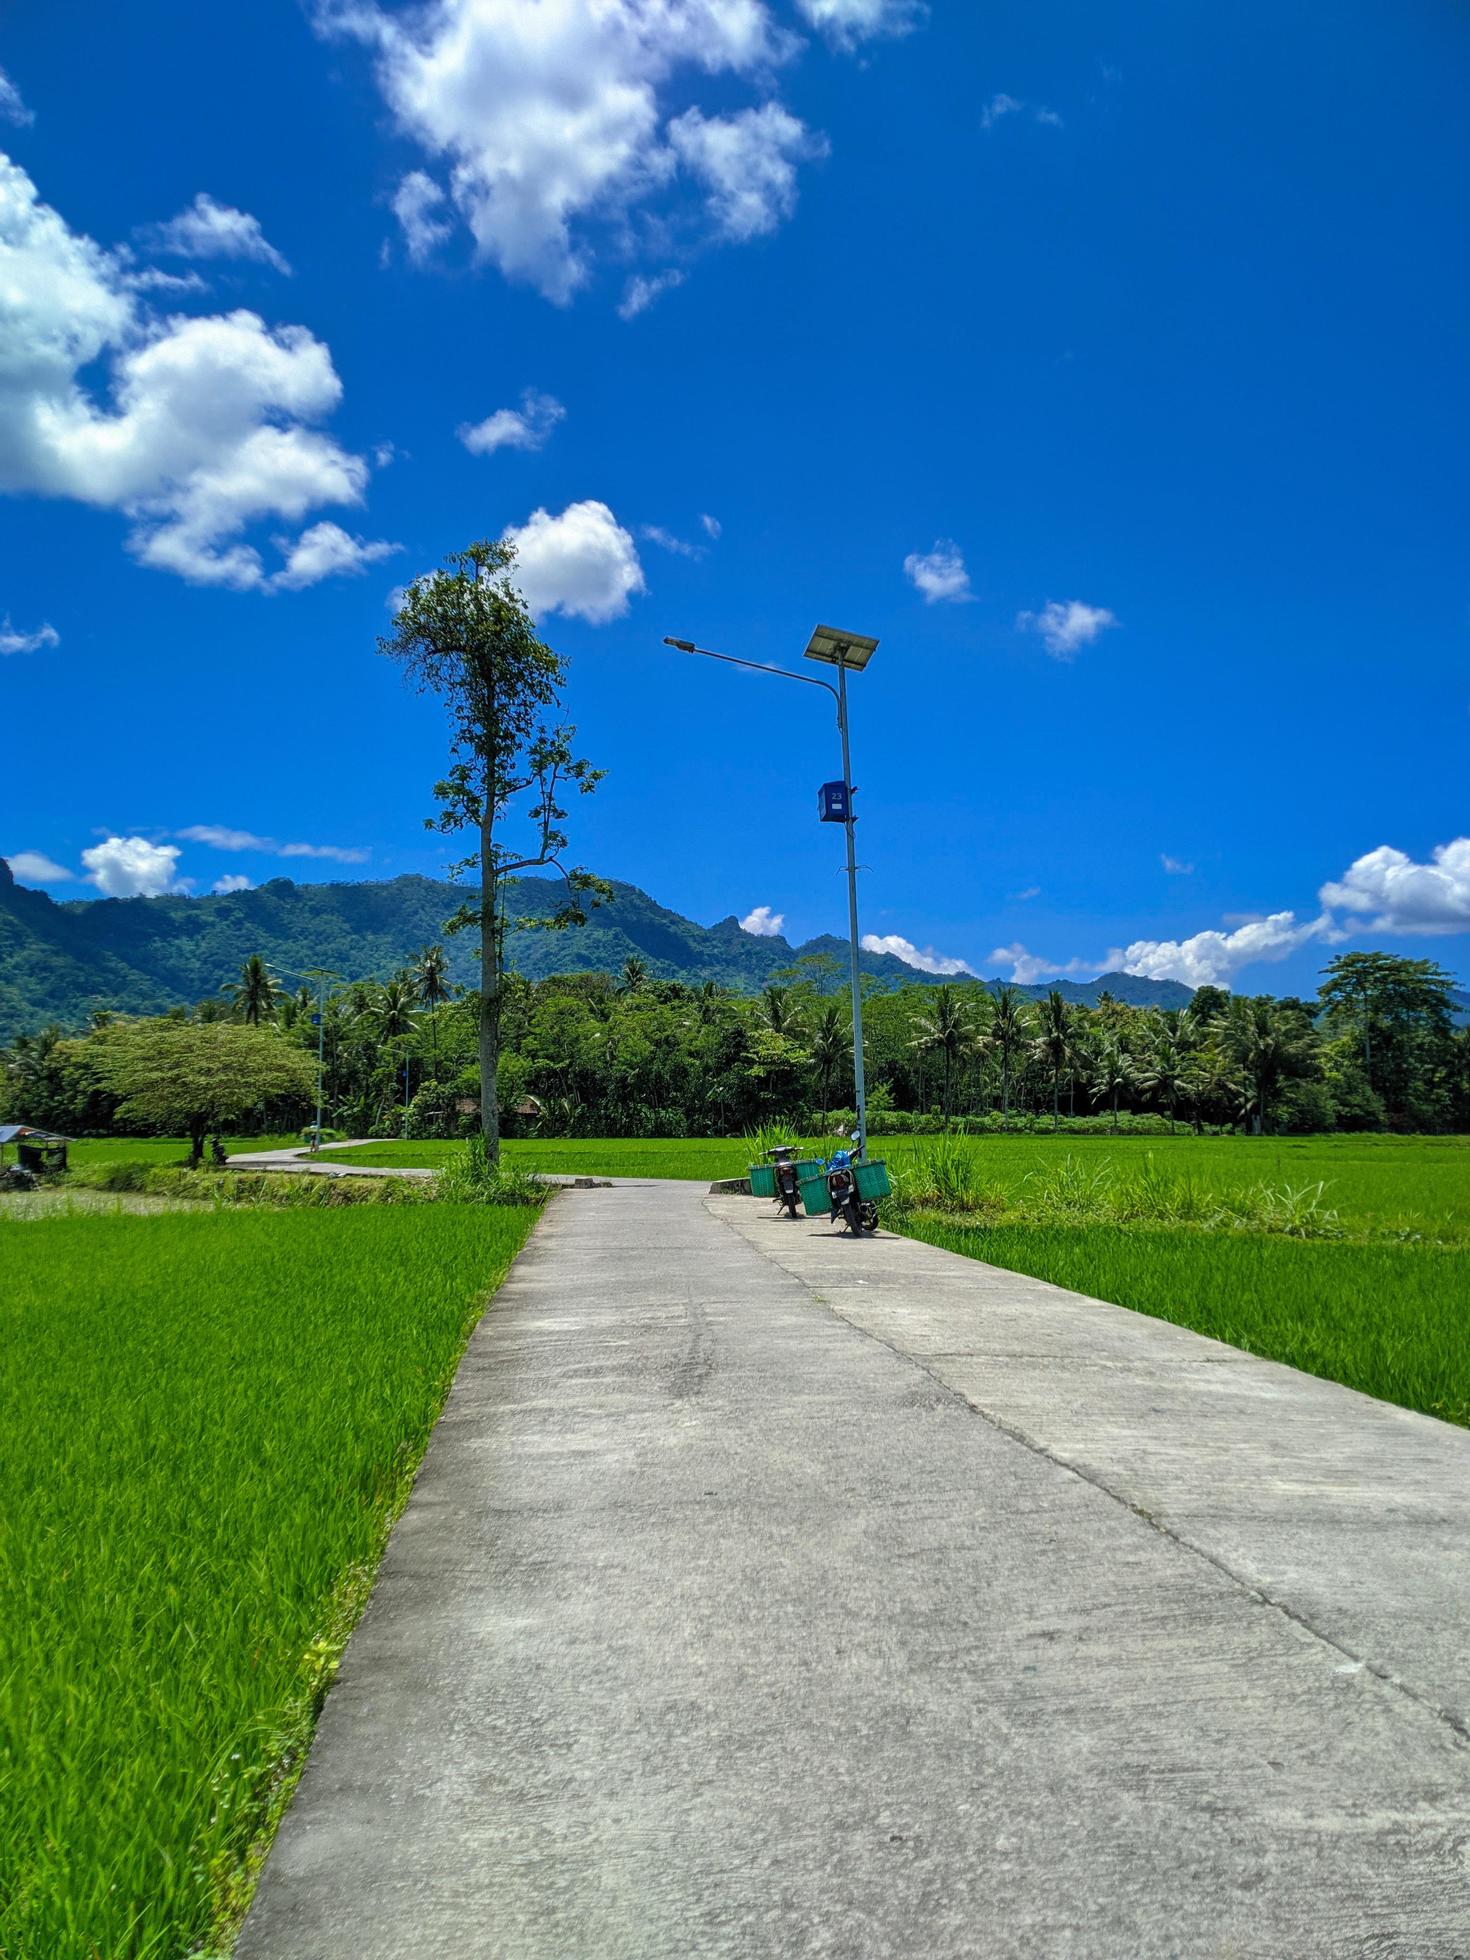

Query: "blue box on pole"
<box><xmin>818</xmin><ymin>780</ymin><xmax>850</xmax><ymax>823</ymax></box>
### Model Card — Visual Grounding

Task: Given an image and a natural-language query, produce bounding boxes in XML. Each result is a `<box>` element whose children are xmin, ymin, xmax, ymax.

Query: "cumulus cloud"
<box><xmin>273</xmin><ymin>522</ymin><xmax>399</xmax><ymax>589</ymax></box>
<box><xmin>986</xmin><ymin>943</ymin><xmax>1098</xmax><ymax>986</ymax></box>
<box><xmin>796</xmin><ymin>0</ymin><xmax>925</xmax><ymax>47</ymax></box>
<box><xmin>904</xmin><ymin>539</ymin><xmax>972</xmax><ymax>604</ymax></box>
<box><xmin>618</xmin><ymin>268</ymin><xmax>685</xmax><ymax>320</ymax></box>
<box><xmin>458</xmin><ymin>388</ymin><xmax>564</xmax><ymax>455</ymax></box>
<box><xmin>1106</xmin><ymin>912</ymin><xmax>1333</xmax><ymax>989</ymax></box>
<box><xmin>1161</xmin><ymin>854</ymin><xmax>1194</xmax><ymax>875</ymax></box>
<box><xmin>0</xmin><ymin>67</ymin><xmax>33</xmax><ymax>127</ymax></box>
<box><xmin>862</xmin><ymin>932</ymin><xmax>973</xmax><ymax>976</ymax></box>
<box><xmin>740</xmin><ymin>904</ymin><xmax>785</xmax><ymax>937</ymax></box>
<box><xmin>317</xmin><ymin>0</ymin><xmax>818</xmax><ymax>302</ymax></box>
<box><xmin>1017</xmin><ymin>598</ymin><xmax>1118</xmax><ymax>659</ymax></box>
<box><xmin>504</xmin><ymin>500</ymin><xmax>646</xmax><ymax>624</ymax></box>
<box><xmin>668</xmin><ymin>103</ymin><xmax>825</xmax><ymax>242</ymax></box>
<box><xmin>82</xmin><ymin>835</ymin><xmax>185</xmax><ymax>898</ymax></box>
<box><xmin>176</xmin><ymin>824</ymin><xmax>369</xmax><ymax>864</ymax></box>
<box><xmin>0</xmin><ymin>154</ymin><xmax>390</xmax><ymax>588</ymax></box>
<box><xmin>0</xmin><ymin>616</ymin><xmax>59</xmax><ymax>654</ymax></box>
<box><xmin>138</xmin><ymin>193</ymin><xmax>292</xmax><ymax>274</ymax></box>
<box><xmin>212</xmin><ymin>873</ymin><xmax>253</xmax><ymax>893</ymax></box>
<box><xmin>1319</xmin><ymin>837</ymin><xmax>1470</xmax><ymax>935</ymax></box>
<box><xmin>6</xmin><ymin>850</ymin><xmax>74</xmax><ymax>882</ymax></box>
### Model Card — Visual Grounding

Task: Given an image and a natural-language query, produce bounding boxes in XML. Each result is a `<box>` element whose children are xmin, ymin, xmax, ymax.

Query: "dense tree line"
<box><xmin>4</xmin><ymin>949</ymin><xmax>1465</xmax><ymax>1141</ymax></box>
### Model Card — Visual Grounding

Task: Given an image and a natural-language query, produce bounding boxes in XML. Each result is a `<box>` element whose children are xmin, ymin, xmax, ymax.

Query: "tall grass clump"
<box><xmin>434</xmin><ymin>1142</ymin><xmax>550</xmax><ymax>1205</ymax></box>
<box><xmin>0</xmin><ymin>1201</ymin><xmax>538</xmax><ymax>1957</ymax></box>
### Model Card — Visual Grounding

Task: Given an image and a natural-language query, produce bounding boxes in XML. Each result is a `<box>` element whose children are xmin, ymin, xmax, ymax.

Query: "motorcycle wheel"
<box><xmin>843</xmin><ymin>1195</ymin><xmax>865</xmax><ymax>1235</ymax></box>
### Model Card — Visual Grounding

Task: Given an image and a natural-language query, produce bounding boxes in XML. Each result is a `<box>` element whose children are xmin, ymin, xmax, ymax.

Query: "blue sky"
<box><xmin>2</xmin><ymin>0</ymin><xmax>1466</xmax><ymax>996</ymax></box>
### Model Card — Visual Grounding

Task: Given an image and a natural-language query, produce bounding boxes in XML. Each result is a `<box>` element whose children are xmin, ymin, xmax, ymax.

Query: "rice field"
<box><xmin>0</xmin><ymin>1202</ymin><xmax>538</xmax><ymax>1958</ymax></box>
<box><xmin>328</xmin><ymin>1132</ymin><xmax>1470</xmax><ymax>1241</ymax></box>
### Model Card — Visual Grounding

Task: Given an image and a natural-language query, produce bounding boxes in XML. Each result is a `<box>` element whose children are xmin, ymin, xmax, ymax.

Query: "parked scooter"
<box><xmin>824</xmin><ymin>1133</ymin><xmax>879</xmax><ymax>1236</ymax></box>
<box><xmin>765</xmin><ymin>1145</ymin><xmax>802</xmax><ymax>1218</ymax></box>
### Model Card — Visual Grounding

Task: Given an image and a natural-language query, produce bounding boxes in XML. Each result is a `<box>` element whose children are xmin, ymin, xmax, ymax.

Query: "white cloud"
<box><xmin>138</xmin><ymin>194</ymin><xmax>291</xmax><ymax>274</ymax></box>
<box><xmin>986</xmin><ymin>943</ymin><xmax>1098</xmax><ymax>986</ymax></box>
<box><xmin>668</xmin><ymin>103</ymin><xmax>825</xmax><ymax>242</ymax></box>
<box><xmin>618</xmin><ymin>269</ymin><xmax>685</xmax><ymax>320</ymax></box>
<box><xmin>862</xmin><ymin>932</ymin><xmax>973</xmax><ymax>976</ymax></box>
<box><xmin>458</xmin><ymin>388</ymin><xmax>565</xmax><ymax>455</ymax></box>
<box><xmin>0</xmin><ymin>616</ymin><xmax>59</xmax><ymax>654</ymax></box>
<box><xmin>278</xmin><ymin>841</ymin><xmax>371</xmax><ymax>863</ymax></box>
<box><xmin>505</xmin><ymin>500</ymin><xmax>646</xmax><ymax>624</ymax></box>
<box><xmin>640</xmin><ymin>523</ymin><xmax>704</xmax><ymax>559</ymax></box>
<box><xmin>1009</xmin><ymin>886</ymin><xmax>1040</xmax><ymax>902</ymax></box>
<box><xmin>1017</xmin><ymin>598</ymin><xmax>1118</xmax><ymax>659</ymax></box>
<box><xmin>0</xmin><ymin>155</ymin><xmax>387</xmax><ymax>588</ymax></box>
<box><xmin>0</xmin><ymin>68</ymin><xmax>34</xmax><ymax>127</ymax></box>
<box><xmin>212</xmin><ymin>873</ymin><xmax>253</xmax><ymax>893</ymax></box>
<box><xmin>320</xmin><ymin>0</ymin><xmax>808</xmax><ymax>303</ymax></box>
<box><xmin>982</xmin><ymin>93</ymin><xmax>1062</xmax><ymax>130</ymax></box>
<box><xmin>392</xmin><ymin>170</ymin><xmax>453</xmax><ymax>261</ymax></box>
<box><xmin>740</xmin><ymin>903</ymin><xmax>785</xmax><ymax>937</ymax></box>
<box><xmin>82</xmin><ymin>835</ymin><xmax>185</xmax><ymax>898</ymax></box>
<box><xmin>1161</xmin><ymin>854</ymin><xmax>1194</xmax><ymax>875</ymax></box>
<box><xmin>273</xmin><ymin>521</ymin><xmax>399</xmax><ymax>590</ymax></box>
<box><xmin>6</xmin><ymin>850</ymin><xmax>73</xmax><ymax>882</ymax></box>
<box><xmin>796</xmin><ymin>0</ymin><xmax>925</xmax><ymax>48</ymax></box>
<box><xmin>1319</xmin><ymin>837</ymin><xmax>1470</xmax><ymax>935</ymax></box>
<box><xmin>904</xmin><ymin>539</ymin><xmax>972</xmax><ymax>604</ymax></box>
<box><xmin>177</xmin><ymin>824</ymin><xmax>369</xmax><ymax>864</ymax></box>
<box><xmin>700</xmin><ymin>512</ymin><xmax>721</xmax><ymax>539</ymax></box>
<box><xmin>1107</xmin><ymin>912</ymin><xmax>1333</xmax><ymax>989</ymax></box>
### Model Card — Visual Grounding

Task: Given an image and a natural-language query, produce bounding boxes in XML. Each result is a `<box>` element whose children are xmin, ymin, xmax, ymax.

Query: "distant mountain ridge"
<box><xmin>0</xmin><ymin>860</ymin><xmax>1195</xmax><ymax>1039</ymax></box>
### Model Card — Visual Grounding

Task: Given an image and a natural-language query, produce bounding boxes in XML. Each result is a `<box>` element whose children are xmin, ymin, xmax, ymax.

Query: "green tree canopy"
<box><xmin>82</xmin><ymin>1019</ymin><xmax>316</xmax><ymax>1164</ymax></box>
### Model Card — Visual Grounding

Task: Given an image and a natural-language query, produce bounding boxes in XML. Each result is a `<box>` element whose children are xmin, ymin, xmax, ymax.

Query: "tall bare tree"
<box><xmin>381</xmin><ymin>540</ymin><xmax>605</xmax><ymax>1162</ymax></box>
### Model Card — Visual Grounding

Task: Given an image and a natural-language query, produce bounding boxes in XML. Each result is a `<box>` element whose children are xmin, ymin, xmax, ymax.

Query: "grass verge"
<box><xmin>0</xmin><ymin>1202</ymin><xmax>539</xmax><ymax>1958</ymax></box>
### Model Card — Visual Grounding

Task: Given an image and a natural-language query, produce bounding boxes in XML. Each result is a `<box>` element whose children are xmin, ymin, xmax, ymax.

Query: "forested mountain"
<box><xmin>0</xmin><ymin>857</ymin><xmax>1196</xmax><ymax>1038</ymax></box>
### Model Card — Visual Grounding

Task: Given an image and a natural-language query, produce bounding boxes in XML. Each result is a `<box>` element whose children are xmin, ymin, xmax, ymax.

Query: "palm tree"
<box><xmin>1221</xmin><ymin>996</ymin><xmax>1313</xmax><ymax>1135</ymax></box>
<box><xmin>694</xmin><ymin>981</ymin><xmax>722</xmax><ymax>1026</ymax></box>
<box><xmin>1137</xmin><ymin>1016</ymin><xmax>1195</xmax><ymax>1132</ymax></box>
<box><xmin>365</xmin><ymin>976</ymin><xmax>423</xmax><ymax>1135</ymax></box>
<box><xmin>808</xmin><ymin>1002</ymin><xmax>847</xmax><ymax>1125</ymax></box>
<box><xmin>621</xmin><ymin>954</ymin><xmax>647</xmax><ymax>994</ymax></box>
<box><xmin>911</xmin><ymin>985</ymin><xmax>977</xmax><ymax>1118</ymax></box>
<box><xmin>1089</xmin><ymin>1034</ymin><xmax>1134</xmax><ymax>1133</ymax></box>
<box><xmin>762</xmin><ymin>983</ymin><xmax>797</xmax><ymax>1038</ymax></box>
<box><xmin>986</xmin><ymin>985</ymin><xmax>1027</xmax><ymax>1128</ymax></box>
<box><xmin>413</xmin><ymin>943</ymin><xmax>454</xmax><ymax>1080</ymax></box>
<box><xmin>230</xmin><ymin>953</ymin><xmax>278</xmax><ymax>1027</ymax></box>
<box><xmin>1030</xmin><ymin>989</ymin><xmax>1075</xmax><ymax>1131</ymax></box>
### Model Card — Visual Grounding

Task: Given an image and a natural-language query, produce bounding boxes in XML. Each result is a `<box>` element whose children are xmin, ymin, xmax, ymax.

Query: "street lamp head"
<box><xmin>662</xmin><ymin>636</ymin><xmax>697</xmax><ymax>653</ymax></box>
<box><xmin>803</xmin><ymin>624</ymin><xmax>879</xmax><ymax>671</ymax></box>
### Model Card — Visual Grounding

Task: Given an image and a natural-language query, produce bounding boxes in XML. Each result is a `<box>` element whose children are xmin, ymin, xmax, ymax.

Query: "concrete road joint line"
<box><xmin>701</xmin><ymin>1193</ymin><xmax>1470</xmax><ymax>1755</ymax></box>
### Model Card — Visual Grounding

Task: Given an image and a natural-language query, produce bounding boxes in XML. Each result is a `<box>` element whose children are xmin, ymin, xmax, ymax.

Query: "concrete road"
<box><xmin>238</xmin><ymin>1182</ymin><xmax>1470</xmax><ymax>1959</ymax></box>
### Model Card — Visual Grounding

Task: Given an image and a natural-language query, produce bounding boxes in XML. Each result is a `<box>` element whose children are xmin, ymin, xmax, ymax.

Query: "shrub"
<box><xmin>434</xmin><ymin>1143</ymin><xmax>550</xmax><ymax>1207</ymax></box>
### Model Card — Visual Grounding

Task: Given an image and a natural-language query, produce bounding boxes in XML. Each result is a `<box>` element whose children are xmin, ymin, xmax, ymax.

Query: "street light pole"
<box><xmin>663</xmin><ymin>626</ymin><xmax>879</xmax><ymax>1158</ymax></box>
<box><xmin>279</xmin><ymin>965</ymin><xmax>341</xmax><ymax>1151</ymax></box>
<box><xmin>833</xmin><ymin>651</ymin><xmax>869</xmax><ymax>1159</ymax></box>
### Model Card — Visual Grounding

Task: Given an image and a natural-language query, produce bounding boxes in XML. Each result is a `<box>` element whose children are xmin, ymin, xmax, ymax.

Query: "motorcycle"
<box><xmin>824</xmin><ymin>1145</ymin><xmax>879</xmax><ymax>1236</ymax></box>
<box><xmin>765</xmin><ymin>1146</ymin><xmax>802</xmax><ymax>1218</ymax></box>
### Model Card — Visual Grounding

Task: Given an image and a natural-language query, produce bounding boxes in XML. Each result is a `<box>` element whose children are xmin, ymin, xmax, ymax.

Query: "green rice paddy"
<box><xmin>0</xmin><ymin>1202</ymin><xmax>537</xmax><ymax>1958</ymax></box>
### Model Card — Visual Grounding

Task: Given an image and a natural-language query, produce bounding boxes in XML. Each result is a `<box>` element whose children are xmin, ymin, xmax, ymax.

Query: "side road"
<box><xmin>239</xmin><ymin>1182</ymin><xmax>1470</xmax><ymax>1959</ymax></box>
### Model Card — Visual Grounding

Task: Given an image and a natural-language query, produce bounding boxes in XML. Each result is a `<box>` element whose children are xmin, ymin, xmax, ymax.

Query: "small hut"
<box><xmin>0</xmin><ymin>1125</ymin><xmax>72</xmax><ymax>1173</ymax></box>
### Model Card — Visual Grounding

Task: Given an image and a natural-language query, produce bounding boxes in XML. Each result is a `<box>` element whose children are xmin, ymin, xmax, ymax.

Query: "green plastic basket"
<box><xmin>854</xmin><ymin>1159</ymin><xmax>891</xmax><ymax>1201</ymax></box>
<box><xmin>748</xmin><ymin>1163</ymin><xmax>776</xmax><ymax>1197</ymax></box>
<box><xmin>799</xmin><ymin>1172</ymin><xmax>832</xmax><ymax>1216</ymax></box>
